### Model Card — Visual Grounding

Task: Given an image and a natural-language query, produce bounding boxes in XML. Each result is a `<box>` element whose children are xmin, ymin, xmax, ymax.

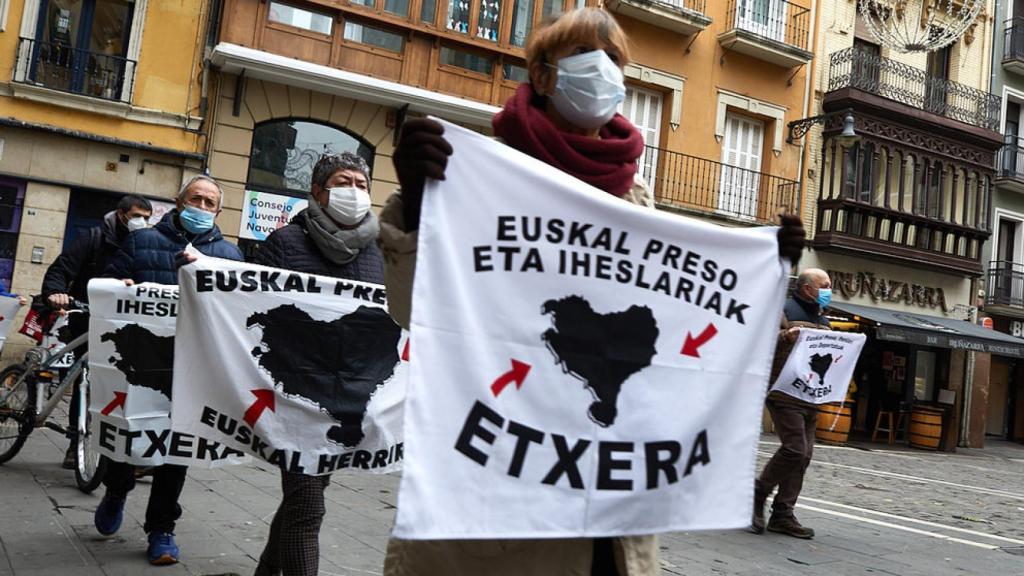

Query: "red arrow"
<box><xmin>243</xmin><ymin>389</ymin><xmax>276</xmax><ymax>427</ymax></box>
<box><xmin>401</xmin><ymin>340</ymin><xmax>410</xmax><ymax>362</ymax></box>
<box><xmin>681</xmin><ymin>323</ymin><xmax>719</xmax><ymax>358</ymax></box>
<box><xmin>490</xmin><ymin>359</ymin><xmax>531</xmax><ymax>397</ymax></box>
<box><xmin>101</xmin><ymin>391</ymin><xmax>127</xmax><ymax>416</ymax></box>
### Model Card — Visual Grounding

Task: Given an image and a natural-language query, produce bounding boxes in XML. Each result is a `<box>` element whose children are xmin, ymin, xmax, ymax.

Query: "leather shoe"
<box><xmin>767</xmin><ymin>515</ymin><xmax>815</xmax><ymax>539</ymax></box>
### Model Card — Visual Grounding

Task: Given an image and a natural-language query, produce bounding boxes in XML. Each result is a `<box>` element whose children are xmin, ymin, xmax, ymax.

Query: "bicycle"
<box><xmin>0</xmin><ymin>299</ymin><xmax>106</xmax><ymax>493</ymax></box>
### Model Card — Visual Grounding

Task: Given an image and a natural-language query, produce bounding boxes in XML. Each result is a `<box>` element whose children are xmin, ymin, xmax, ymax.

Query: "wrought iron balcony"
<box><xmin>1004</xmin><ymin>19</ymin><xmax>1024</xmax><ymax>75</ymax></box>
<box><xmin>13</xmin><ymin>37</ymin><xmax>136</xmax><ymax>102</ymax></box>
<box><xmin>828</xmin><ymin>45</ymin><xmax>1001</xmax><ymax>131</ymax></box>
<box><xmin>604</xmin><ymin>0</ymin><xmax>710</xmax><ymax>35</ymax></box>
<box><xmin>986</xmin><ymin>261</ymin><xmax>1024</xmax><ymax>309</ymax></box>
<box><xmin>996</xmin><ymin>136</ymin><xmax>1024</xmax><ymax>193</ymax></box>
<box><xmin>718</xmin><ymin>0</ymin><xmax>812</xmax><ymax>68</ymax></box>
<box><xmin>640</xmin><ymin>145</ymin><xmax>799</xmax><ymax>225</ymax></box>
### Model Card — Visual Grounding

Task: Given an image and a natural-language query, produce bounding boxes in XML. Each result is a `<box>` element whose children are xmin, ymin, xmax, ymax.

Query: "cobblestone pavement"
<box><xmin>2</xmin><ymin>424</ymin><xmax>1022</xmax><ymax>575</ymax></box>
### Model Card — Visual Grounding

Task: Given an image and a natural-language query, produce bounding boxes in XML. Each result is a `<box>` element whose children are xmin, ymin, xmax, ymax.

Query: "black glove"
<box><xmin>174</xmin><ymin>250</ymin><xmax>196</xmax><ymax>269</ymax></box>
<box><xmin>392</xmin><ymin>118</ymin><xmax>453</xmax><ymax>231</ymax></box>
<box><xmin>777</xmin><ymin>213</ymin><xmax>805</xmax><ymax>265</ymax></box>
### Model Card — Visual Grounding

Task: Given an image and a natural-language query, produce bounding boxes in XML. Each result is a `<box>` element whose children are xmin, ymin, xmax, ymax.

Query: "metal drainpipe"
<box><xmin>960</xmin><ymin>284</ymin><xmax>979</xmax><ymax>447</ymax></box>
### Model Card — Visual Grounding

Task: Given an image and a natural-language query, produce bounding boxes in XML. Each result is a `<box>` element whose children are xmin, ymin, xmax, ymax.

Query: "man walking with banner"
<box><xmin>752</xmin><ymin>268</ymin><xmax>864</xmax><ymax>539</ymax></box>
<box><xmin>42</xmin><ymin>194</ymin><xmax>152</xmax><ymax>468</ymax></box>
<box><xmin>95</xmin><ymin>175</ymin><xmax>242</xmax><ymax>566</ymax></box>
<box><xmin>249</xmin><ymin>152</ymin><xmax>386</xmax><ymax>576</ymax></box>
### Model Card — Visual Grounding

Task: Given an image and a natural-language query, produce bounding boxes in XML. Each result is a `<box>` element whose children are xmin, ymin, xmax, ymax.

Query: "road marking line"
<box><xmin>756</xmin><ymin>450</ymin><xmax>1024</xmax><ymax>500</ymax></box>
<box><xmin>794</xmin><ymin>503</ymin><xmax>1001</xmax><ymax>550</ymax></box>
<box><xmin>799</xmin><ymin>496</ymin><xmax>1024</xmax><ymax>546</ymax></box>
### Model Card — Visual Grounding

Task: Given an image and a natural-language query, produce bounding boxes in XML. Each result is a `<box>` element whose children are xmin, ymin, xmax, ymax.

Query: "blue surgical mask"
<box><xmin>817</xmin><ymin>288</ymin><xmax>833</xmax><ymax>308</ymax></box>
<box><xmin>179</xmin><ymin>206</ymin><xmax>215</xmax><ymax>234</ymax></box>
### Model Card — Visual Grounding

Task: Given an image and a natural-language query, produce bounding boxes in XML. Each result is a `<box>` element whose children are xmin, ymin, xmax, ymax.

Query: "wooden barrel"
<box><xmin>909</xmin><ymin>408</ymin><xmax>943</xmax><ymax>450</ymax></box>
<box><xmin>816</xmin><ymin>404</ymin><xmax>852</xmax><ymax>445</ymax></box>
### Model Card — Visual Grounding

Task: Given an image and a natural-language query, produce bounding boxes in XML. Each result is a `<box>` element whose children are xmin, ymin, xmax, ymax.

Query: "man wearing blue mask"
<box><xmin>752</xmin><ymin>268</ymin><xmax>832</xmax><ymax>540</ymax></box>
<box><xmin>97</xmin><ymin>174</ymin><xmax>242</xmax><ymax>566</ymax></box>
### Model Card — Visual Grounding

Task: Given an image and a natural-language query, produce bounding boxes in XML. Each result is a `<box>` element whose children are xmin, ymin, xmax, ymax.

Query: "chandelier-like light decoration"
<box><xmin>858</xmin><ymin>0</ymin><xmax>985</xmax><ymax>53</ymax></box>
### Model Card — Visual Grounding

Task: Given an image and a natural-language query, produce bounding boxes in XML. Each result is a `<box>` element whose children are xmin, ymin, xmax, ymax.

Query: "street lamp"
<box><xmin>787</xmin><ymin>108</ymin><xmax>860</xmax><ymax>146</ymax></box>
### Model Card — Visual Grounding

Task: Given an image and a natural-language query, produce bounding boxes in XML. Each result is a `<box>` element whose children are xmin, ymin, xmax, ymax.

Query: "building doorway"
<box><xmin>720</xmin><ymin>113</ymin><xmax>764</xmax><ymax>219</ymax></box>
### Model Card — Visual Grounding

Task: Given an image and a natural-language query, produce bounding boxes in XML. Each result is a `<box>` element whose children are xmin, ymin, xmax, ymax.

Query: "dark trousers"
<box><xmin>66</xmin><ymin>313</ymin><xmax>89</xmax><ymax>440</ymax></box>
<box><xmin>256</xmin><ymin>471</ymin><xmax>331</xmax><ymax>576</ymax></box>
<box><xmin>755</xmin><ymin>400</ymin><xmax>817</xmax><ymax>519</ymax></box>
<box><xmin>103</xmin><ymin>460</ymin><xmax>187</xmax><ymax>533</ymax></box>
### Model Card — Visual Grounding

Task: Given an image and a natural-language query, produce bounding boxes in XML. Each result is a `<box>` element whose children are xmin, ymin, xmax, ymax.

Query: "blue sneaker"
<box><xmin>147</xmin><ymin>531</ymin><xmax>180</xmax><ymax>565</ymax></box>
<box><xmin>93</xmin><ymin>493</ymin><xmax>125</xmax><ymax>536</ymax></box>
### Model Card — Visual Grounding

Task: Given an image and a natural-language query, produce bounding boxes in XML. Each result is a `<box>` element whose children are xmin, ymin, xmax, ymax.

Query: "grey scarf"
<box><xmin>303</xmin><ymin>198</ymin><xmax>380</xmax><ymax>265</ymax></box>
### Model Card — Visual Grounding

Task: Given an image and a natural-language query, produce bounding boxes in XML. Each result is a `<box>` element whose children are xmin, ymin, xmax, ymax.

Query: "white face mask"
<box><xmin>326</xmin><ymin>186</ymin><xmax>371</xmax><ymax>225</ymax></box>
<box><xmin>548</xmin><ymin>50</ymin><xmax>626</xmax><ymax>130</ymax></box>
<box><xmin>126</xmin><ymin>216</ymin><xmax>148</xmax><ymax>232</ymax></box>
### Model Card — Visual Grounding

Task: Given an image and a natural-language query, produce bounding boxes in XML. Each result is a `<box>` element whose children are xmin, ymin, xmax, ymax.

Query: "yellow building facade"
<box><xmin>0</xmin><ymin>0</ymin><xmax>212</xmax><ymax>361</ymax></box>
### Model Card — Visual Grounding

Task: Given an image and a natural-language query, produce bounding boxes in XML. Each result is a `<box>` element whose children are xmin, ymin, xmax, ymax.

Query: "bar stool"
<box><xmin>872</xmin><ymin>409</ymin><xmax>907</xmax><ymax>445</ymax></box>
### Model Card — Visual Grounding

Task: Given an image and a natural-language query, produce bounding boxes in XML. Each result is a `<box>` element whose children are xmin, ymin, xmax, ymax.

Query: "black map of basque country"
<box><xmin>247</xmin><ymin>304</ymin><xmax>401</xmax><ymax>448</ymax></box>
<box><xmin>541</xmin><ymin>295</ymin><xmax>659</xmax><ymax>427</ymax></box>
<box><xmin>101</xmin><ymin>325</ymin><xmax>175</xmax><ymax>400</ymax></box>
<box><xmin>809</xmin><ymin>353</ymin><xmax>834</xmax><ymax>383</ymax></box>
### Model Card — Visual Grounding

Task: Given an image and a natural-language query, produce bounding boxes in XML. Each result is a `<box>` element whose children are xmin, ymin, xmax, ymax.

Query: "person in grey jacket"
<box><xmin>251</xmin><ymin>152</ymin><xmax>385</xmax><ymax>576</ymax></box>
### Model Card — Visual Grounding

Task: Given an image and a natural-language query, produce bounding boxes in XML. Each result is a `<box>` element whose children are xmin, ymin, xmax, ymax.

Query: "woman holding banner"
<box><xmin>380</xmin><ymin>8</ymin><xmax>806</xmax><ymax>576</ymax></box>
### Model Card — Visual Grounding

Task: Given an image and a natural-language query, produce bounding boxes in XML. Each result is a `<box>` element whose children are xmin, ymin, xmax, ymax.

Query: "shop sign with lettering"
<box><xmin>829</xmin><ymin>270</ymin><xmax>950</xmax><ymax>313</ymax></box>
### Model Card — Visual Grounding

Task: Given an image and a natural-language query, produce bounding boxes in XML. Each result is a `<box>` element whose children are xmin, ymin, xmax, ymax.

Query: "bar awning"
<box><xmin>829</xmin><ymin>302</ymin><xmax>1024</xmax><ymax>358</ymax></box>
<box><xmin>210</xmin><ymin>43</ymin><xmax>501</xmax><ymax>127</ymax></box>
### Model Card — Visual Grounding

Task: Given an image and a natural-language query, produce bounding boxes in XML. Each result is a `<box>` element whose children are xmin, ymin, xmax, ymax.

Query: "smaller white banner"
<box><xmin>87</xmin><ymin>279</ymin><xmax>248</xmax><ymax>467</ymax></box>
<box><xmin>768</xmin><ymin>329</ymin><xmax>867</xmax><ymax>404</ymax></box>
<box><xmin>0</xmin><ymin>295</ymin><xmax>21</xmax><ymax>336</ymax></box>
<box><xmin>0</xmin><ymin>295</ymin><xmax>22</xmax><ymax>353</ymax></box>
<box><xmin>239</xmin><ymin>190</ymin><xmax>308</xmax><ymax>241</ymax></box>
<box><xmin>172</xmin><ymin>257</ymin><xmax>407</xmax><ymax>476</ymax></box>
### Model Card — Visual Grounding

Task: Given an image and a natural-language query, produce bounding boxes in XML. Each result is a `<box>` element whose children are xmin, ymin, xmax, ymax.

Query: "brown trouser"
<box><xmin>755</xmin><ymin>399</ymin><xmax>817</xmax><ymax>519</ymax></box>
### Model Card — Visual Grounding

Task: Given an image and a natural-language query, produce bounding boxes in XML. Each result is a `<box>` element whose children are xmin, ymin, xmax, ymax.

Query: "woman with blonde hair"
<box><xmin>379</xmin><ymin>8</ymin><xmax>805</xmax><ymax>575</ymax></box>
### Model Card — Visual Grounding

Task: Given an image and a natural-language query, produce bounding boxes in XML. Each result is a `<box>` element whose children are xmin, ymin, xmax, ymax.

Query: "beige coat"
<box><xmin>377</xmin><ymin>178</ymin><xmax>660</xmax><ymax>576</ymax></box>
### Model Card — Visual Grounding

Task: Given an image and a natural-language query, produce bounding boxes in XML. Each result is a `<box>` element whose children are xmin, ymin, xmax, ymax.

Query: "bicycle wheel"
<box><xmin>74</xmin><ymin>368</ymin><xmax>106</xmax><ymax>493</ymax></box>
<box><xmin>0</xmin><ymin>364</ymin><xmax>35</xmax><ymax>465</ymax></box>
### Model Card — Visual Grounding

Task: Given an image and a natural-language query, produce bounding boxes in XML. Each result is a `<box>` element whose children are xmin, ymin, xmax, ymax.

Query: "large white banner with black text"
<box><xmin>393</xmin><ymin>121</ymin><xmax>789</xmax><ymax>539</ymax></box>
<box><xmin>88</xmin><ymin>279</ymin><xmax>247</xmax><ymax>467</ymax></box>
<box><xmin>769</xmin><ymin>329</ymin><xmax>866</xmax><ymax>404</ymax></box>
<box><xmin>172</xmin><ymin>257</ymin><xmax>407</xmax><ymax>475</ymax></box>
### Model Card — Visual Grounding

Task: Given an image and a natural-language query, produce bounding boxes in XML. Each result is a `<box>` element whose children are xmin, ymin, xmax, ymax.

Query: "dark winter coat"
<box><xmin>42</xmin><ymin>211</ymin><xmax>126</xmax><ymax>303</ymax></box>
<box><xmin>769</xmin><ymin>295</ymin><xmax>833</xmax><ymax>407</ymax></box>
<box><xmin>250</xmin><ymin>211</ymin><xmax>384</xmax><ymax>283</ymax></box>
<box><xmin>103</xmin><ymin>210</ymin><xmax>242</xmax><ymax>285</ymax></box>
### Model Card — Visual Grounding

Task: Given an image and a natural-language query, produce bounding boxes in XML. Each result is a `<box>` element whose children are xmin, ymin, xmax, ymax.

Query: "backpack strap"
<box><xmin>88</xmin><ymin>226</ymin><xmax>103</xmax><ymax>274</ymax></box>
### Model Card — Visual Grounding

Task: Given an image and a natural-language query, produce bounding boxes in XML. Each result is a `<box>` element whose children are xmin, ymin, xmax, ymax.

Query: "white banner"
<box><xmin>768</xmin><ymin>329</ymin><xmax>866</xmax><ymax>404</ymax></box>
<box><xmin>87</xmin><ymin>279</ymin><xmax>247</xmax><ymax>467</ymax></box>
<box><xmin>172</xmin><ymin>257</ymin><xmax>407</xmax><ymax>475</ymax></box>
<box><xmin>239</xmin><ymin>190</ymin><xmax>308</xmax><ymax>241</ymax></box>
<box><xmin>393</xmin><ymin>121</ymin><xmax>789</xmax><ymax>539</ymax></box>
<box><xmin>0</xmin><ymin>295</ymin><xmax>22</xmax><ymax>353</ymax></box>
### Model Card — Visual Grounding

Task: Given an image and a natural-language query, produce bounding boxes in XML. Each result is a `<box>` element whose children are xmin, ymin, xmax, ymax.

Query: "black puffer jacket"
<box><xmin>42</xmin><ymin>211</ymin><xmax>125</xmax><ymax>303</ymax></box>
<box><xmin>250</xmin><ymin>211</ymin><xmax>384</xmax><ymax>283</ymax></box>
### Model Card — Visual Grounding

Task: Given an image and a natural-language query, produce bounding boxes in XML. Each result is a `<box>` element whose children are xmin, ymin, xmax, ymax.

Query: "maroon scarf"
<box><xmin>492</xmin><ymin>84</ymin><xmax>644</xmax><ymax>197</ymax></box>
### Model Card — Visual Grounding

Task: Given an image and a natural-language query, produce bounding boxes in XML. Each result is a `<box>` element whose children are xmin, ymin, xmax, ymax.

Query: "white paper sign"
<box><xmin>769</xmin><ymin>328</ymin><xmax>867</xmax><ymax>404</ymax></box>
<box><xmin>239</xmin><ymin>190</ymin><xmax>308</xmax><ymax>241</ymax></box>
<box><xmin>87</xmin><ymin>279</ymin><xmax>247</xmax><ymax>467</ymax></box>
<box><xmin>393</xmin><ymin>121</ymin><xmax>789</xmax><ymax>540</ymax></box>
<box><xmin>172</xmin><ymin>257</ymin><xmax>407</xmax><ymax>475</ymax></box>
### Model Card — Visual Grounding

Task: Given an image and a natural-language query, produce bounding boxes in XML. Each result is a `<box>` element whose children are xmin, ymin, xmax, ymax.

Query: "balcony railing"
<box><xmin>987</xmin><ymin>261</ymin><xmax>1024</xmax><ymax>308</ymax></box>
<box><xmin>997</xmin><ymin>137</ymin><xmax>1024</xmax><ymax>185</ymax></box>
<box><xmin>13</xmin><ymin>37</ymin><xmax>136</xmax><ymax>102</ymax></box>
<box><xmin>1004</xmin><ymin>19</ymin><xmax>1024</xmax><ymax>70</ymax></box>
<box><xmin>640</xmin><ymin>146</ymin><xmax>799</xmax><ymax>225</ymax></box>
<box><xmin>725</xmin><ymin>0</ymin><xmax>811</xmax><ymax>52</ymax></box>
<box><xmin>828</xmin><ymin>45</ymin><xmax>1001</xmax><ymax>131</ymax></box>
<box><xmin>815</xmin><ymin>198</ymin><xmax>989</xmax><ymax>275</ymax></box>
